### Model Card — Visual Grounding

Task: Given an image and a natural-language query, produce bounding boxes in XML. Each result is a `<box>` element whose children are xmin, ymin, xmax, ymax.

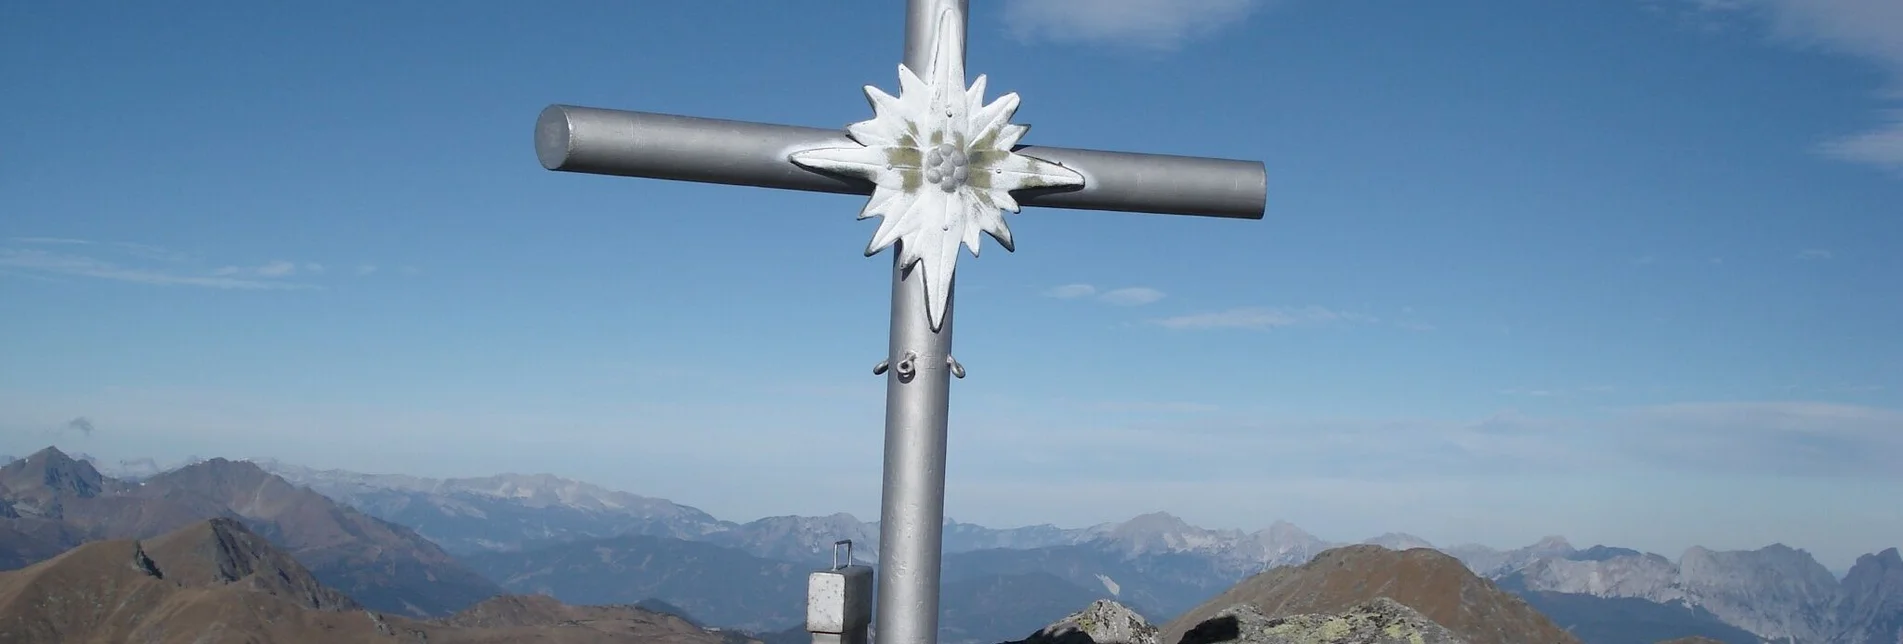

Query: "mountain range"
<box><xmin>18</xmin><ymin>449</ymin><xmax>1903</xmax><ymax>644</ymax></box>
<box><xmin>0</xmin><ymin>515</ymin><xmax>752</xmax><ymax>643</ymax></box>
<box><xmin>0</xmin><ymin>447</ymin><xmax>502</xmax><ymax>617</ymax></box>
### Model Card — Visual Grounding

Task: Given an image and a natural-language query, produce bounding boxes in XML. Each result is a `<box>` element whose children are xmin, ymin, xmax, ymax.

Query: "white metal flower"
<box><xmin>790</xmin><ymin>12</ymin><xmax>1084</xmax><ymax>332</ymax></box>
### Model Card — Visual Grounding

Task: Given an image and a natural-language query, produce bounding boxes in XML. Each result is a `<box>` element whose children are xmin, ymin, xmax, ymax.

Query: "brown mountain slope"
<box><xmin>0</xmin><ymin>518</ymin><xmax>754</xmax><ymax>644</ymax></box>
<box><xmin>0</xmin><ymin>448</ymin><xmax>502</xmax><ymax>617</ymax></box>
<box><xmin>141</xmin><ymin>517</ymin><xmax>360</xmax><ymax>611</ymax></box>
<box><xmin>128</xmin><ymin>457</ymin><xmax>504</xmax><ymax>616</ymax></box>
<box><xmin>0</xmin><ymin>520</ymin><xmax>394</xmax><ymax>643</ymax></box>
<box><xmin>1160</xmin><ymin>545</ymin><xmax>1580</xmax><ymax>644</ymax></box>
<box><xmin>436</xmin><ymin>594</ymin><xmax>751</xmax><ymax>644</ymax></box>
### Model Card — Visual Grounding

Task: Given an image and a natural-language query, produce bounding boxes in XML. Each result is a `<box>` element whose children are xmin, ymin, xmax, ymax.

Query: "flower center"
<box><xmin>922</xmin><ymin>143</ymin><xmax>970</xmax><ymax>193</ymax></box>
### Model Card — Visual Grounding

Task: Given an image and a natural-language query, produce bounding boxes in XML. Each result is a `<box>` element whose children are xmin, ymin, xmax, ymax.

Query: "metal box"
<box><xmin>806</xmin><ymin>563</ymin><xmax>873</xmax><ymax>634</ymax></box>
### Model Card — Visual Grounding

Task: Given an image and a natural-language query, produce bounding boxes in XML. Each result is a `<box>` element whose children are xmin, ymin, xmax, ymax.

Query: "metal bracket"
<box><xmin>875</xmin><ymin>351</ymin><xmax>921</xmax><ymax>382</ymax></box>
<box><xmin>946</xmin><ymin>355</ymin><xmax>965</xmax><ymax>379</ymax></box>
<box><xmin>894</xmin><ymin>352</ymin><xmax>917</xmax><ymax>380</ymax></box>
<box><xmin>832</xmin><ymin>539</ymin><xmax>853</xmax><ymax>570</ymax></box>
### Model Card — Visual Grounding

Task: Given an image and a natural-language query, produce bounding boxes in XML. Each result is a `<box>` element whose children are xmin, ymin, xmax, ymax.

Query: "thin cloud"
<box><xmin>969</xmin><ymin>400</ymin><xmax>1903</xmax><ymax>481</ymax></box>
<box><xmin>11</xmin><ymin>237</ymin><xmax>192</xmax><ymax>263</ymax></box>
<box><xmin>1000</xmin><ymin>0</ymin><xmax>1266</xmax><ymax>51</ymax></box>
<box><xmin>0</xmin><ymin>246</ymin><xmax>317</xmax><ymax>291</ymax></box>
<box><xmin>1498</xmin><ymin>386</ymin><xmax>1618</xmax><ymax>398</ymax></box>
<box><xmin>1796</xmin><ymin>248</ymin><xmax>1835</xmax><ymax>260</ymax></box>
<box><xmin>65</xmin><ymin>417</ymin><xmax>95</xmax><ymax>437</ymax></box>
<box><xmin>1097</xmin><ymin>287</ymin><xmax>1167</xmax><ymax>306</ymax></box>
<box><xmin>1044</xmin><ymin>283</ymin><xmax>1168</xmax><ymax>306</ymax></box>
<box><xmin>1619</xmin><ymin>401</ymin><xmax>1903</xmax><ymax>477</ymax></box>
<box><xmin>1151</xmin><ymin>305</ymin><xmax>1376</xmax><ymax>330</ymax></box>
<box><xmin>1078</xmin><ymin>400</ymin><xmax>1220</xmax><ymax>414</ymax></box>
<box><xmin>1045</xmin><ymin>283</ymin><xmax>1097</xmax><ymax>299</ymax></box>
<box><xmin>9</xmin><ymin>237</ymin><xmax>92</xmax><ymax>246</ymax></box>
<box><xmin>1681</xmin><ymin>1</ymin><xmax>1903</xmax><ymax>173</ymax></box>
<box><xmin>216</xmin><ymin>260</ymin><xmax>300</xmax><ymax>278</ymax></box>
<box><xmin>357</xmin><ymin>264</ymin><xmax>379</xmax><ymax>276</ymax></box>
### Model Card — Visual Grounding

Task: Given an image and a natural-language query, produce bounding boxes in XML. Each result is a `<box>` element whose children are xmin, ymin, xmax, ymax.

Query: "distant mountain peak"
<box><xmin>1531</xmin><ymin>535</ymin><xmax>1571</xmax><ymax>549</ymax></box>
<box><xmin>1363</xmin><ymin>532</ymin><xmax>1436</xmax><ymax>551</ymax></box>
<box><xmin>1111</xmin><ymin>511</ymin><xmax>1198</xmax><ymax>538</ymax></box>
<box><xmin>3</xmin><ymin>445</ymin><xmax>110</xmax><ymax>501</ymax></box>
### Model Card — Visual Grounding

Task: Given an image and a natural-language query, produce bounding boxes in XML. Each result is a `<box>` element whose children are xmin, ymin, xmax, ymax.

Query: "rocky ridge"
<box><xmin>1178</xmin><ymin>598</ymin><xmax>1469</xmax><ymax>644</ymax></box>
<box><xmin>1503</xmin><ymin>543</ymin><xmax>1902</xmax><ymax>642</ymax></box>
<box><xmin>1163</xmin><ymin>545</ymin><xmax>1580</xmax><ymax>644</ymax></box>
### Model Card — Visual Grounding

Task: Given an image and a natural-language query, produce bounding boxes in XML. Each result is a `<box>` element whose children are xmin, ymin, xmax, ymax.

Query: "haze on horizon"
<box><xmin>2</xmin><ymin>1</ymin><xmax>1899</xmax><ymax>573</ymax></box>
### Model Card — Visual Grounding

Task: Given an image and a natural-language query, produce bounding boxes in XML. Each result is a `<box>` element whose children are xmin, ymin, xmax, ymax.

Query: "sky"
<box><xmin>1</xmin><ymin>0</ymin><xmax>1899</xmax><ymax>572</ymax></box>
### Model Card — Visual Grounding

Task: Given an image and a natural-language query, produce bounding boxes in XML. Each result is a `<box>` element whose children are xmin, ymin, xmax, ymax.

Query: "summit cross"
<box><xmin>532</xmin><ymin>2</ymin><xmax>1266</xmax><ymax>643</ymax></box>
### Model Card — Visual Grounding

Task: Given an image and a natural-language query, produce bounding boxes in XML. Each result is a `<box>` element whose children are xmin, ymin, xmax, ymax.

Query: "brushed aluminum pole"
<box><xmin>873</xmin><ymin>7</ymin><xmax>964</xmax><ymax>644</ymax></box>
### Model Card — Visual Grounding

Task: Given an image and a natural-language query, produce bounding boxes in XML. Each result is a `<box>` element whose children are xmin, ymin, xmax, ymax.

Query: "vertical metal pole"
<box><xmin>876</xmin><ymin>3</ymin><xmax>965</xmax><ymax>644</ymax></box>
<box><xmin>875</xmin><ymin>255</ymin><xmax>955</xmax><ymax>644</ymax></box>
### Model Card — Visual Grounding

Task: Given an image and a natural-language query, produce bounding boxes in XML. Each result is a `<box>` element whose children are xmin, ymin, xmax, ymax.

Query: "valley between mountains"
<box><xmin>1</xmin><ymin>447</ymin><xmax>1897</xmax><ymax>644</ymax></box>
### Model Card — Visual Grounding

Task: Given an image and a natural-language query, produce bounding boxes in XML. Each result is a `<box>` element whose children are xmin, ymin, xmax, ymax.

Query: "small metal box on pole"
<box><xmin>808</xmin><ymin>540</ymin><xmax>873</xmax><ymax>644</ymax></box>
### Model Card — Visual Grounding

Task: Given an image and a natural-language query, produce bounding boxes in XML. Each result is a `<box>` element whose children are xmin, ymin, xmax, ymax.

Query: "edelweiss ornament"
<box><xmin>790</xmin><ymin>13</ymin><xmax>1085</xmax><ymax>332</ymax></box>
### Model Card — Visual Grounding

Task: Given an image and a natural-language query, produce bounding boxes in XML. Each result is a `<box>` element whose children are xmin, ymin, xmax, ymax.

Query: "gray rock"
<box><xmin>1011</xmin><ymin>599</ymin><xmax>1159</xmax><ymax>644</ymax></box>
<box><xmin>1176</xmin><ymin>597</ymin><xmax>1469</xmax><ymax>644</ymax></box>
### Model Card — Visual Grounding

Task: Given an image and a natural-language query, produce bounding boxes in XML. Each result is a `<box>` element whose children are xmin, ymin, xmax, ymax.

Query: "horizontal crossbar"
<box><xmin>536</xmin><ymin>105</ymin><xmax>1266</xmax><ymax>220</ymax></box>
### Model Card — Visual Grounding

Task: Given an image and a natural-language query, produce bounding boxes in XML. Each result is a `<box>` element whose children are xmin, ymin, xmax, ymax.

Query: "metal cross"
<box><xmin>533</xmin><ymin>2</ymin><xmax>1264</xmax><ymax>643</ymax></box>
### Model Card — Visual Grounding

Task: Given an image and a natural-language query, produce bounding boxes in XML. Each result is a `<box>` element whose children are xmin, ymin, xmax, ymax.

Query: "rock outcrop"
<box><xmin>1010</xmin><ymin>599</ymin><xmax>1159</xmax><ymax>644</ymax></box>
<box><xmin>1162</xmin><ymin>545</ymin><xmax>1579</xmax><ymax>644</ymax></box>
<box><xmin>1177</xmin><ymin>598</ymin><xmax>1469</xmax><ymax>644</ymax></box>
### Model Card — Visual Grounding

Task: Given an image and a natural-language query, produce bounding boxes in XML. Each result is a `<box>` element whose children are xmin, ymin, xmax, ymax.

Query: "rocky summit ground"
<box><xmin>1008</xmin><ymin>597</ymin><xmax>1469</xmax><ymax>644</ymax></box>
<box><xmin>1009</xmin><ymin>599</ymin><xmax>1162</xmax><ymax>644</ymax></box>
<box><xmin>1162</xmin><ymin>545</ymin><xmax>1581</xmax><ymax>644</ymax></box>
<box><xmin>1177</xmin><ymin>597</ymin><xmax>1469</xmax><ymax>644</ymax></box>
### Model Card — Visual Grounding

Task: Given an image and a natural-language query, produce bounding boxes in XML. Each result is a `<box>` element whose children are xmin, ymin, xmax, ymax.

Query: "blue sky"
<box><xmin>2</xmin><ymin>0</ymin><xmax>1899</xmax><ymax>571</ymax></box>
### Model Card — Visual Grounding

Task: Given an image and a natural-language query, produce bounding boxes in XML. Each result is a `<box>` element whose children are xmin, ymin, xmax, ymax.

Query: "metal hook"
<box><xmin>894</xmin><ymin>351</ymin><xmax>918</xmax><ymax>381</ymax></box>
<box><xmin>873</xmin><ymin>360</ymin><xmax>889</xmax><ymax>376</ymax></box>
<box><xmin>833</xmin><ymin>539</ymin><xmax>854</xmax><ymax>570</ymax></box>
<box><xmin>947</xmin><ymin>355</ymin><xmax>965</xmax><ymax>379</ymax></box>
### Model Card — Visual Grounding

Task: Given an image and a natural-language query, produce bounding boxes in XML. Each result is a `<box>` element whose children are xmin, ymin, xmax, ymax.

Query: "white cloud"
<box><xmin>1818</xmin><ymin>111</ymin><xmax>1903</xmax><ymax>172</ymax></box>
<box><xmin>356</xmin><ymin>264</ymin><xmax>379</xmax><ymax>276</ymax></box>
<box><xmin>1045</xmin><ymin>283</ymin><xmax>1097</xmax><ymax>299</ymax></box>
<box><xmin>1151</xmin><ymin>305</ymin><xmax>1376</xmax><ymax>330</ymax></box>
<box><xmin>1097</xmin><ymin>286</ymin><xmax>1167</xmax><ymax>306</ymax></box>
<box><xmin>0</xmin><ymin>249</ymin><xmax>313</xmax><ymax>290</ymax></box>
<box><xmin>1796</xmin><ymin>248</ymin><xmax>1835</xmax><ymax>260</ymax></box>
<box><xmin>0</xmin><ymin>241</ymin><xmax>319</xmax><ymax>291</ymax></box>
<box><xmin>1000</xmin><ymin>0</ymin><xmax>1266</xmax><ymax>50</ymax></box>
<box><xmin>255</xmin><ymin>260</ymin><xmax>297</xmax><ymax>277</ymax></box>
<box><xmin>1682</xmin><ymin>0</ymin><xmax>1903</xmax><ymax>173</ymax></box>
<box><xmin>1044</xmin><ymin>283</ymin><xmax>1168</xmax><ymax>306</ymax></box>
<box><xmin>9</xmin><ymin>237</ymin><xmax>92</xmax><ymax>246</ymax></box>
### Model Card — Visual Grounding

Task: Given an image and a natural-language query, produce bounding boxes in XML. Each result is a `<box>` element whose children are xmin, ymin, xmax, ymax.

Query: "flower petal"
<box><xmin>791</xmin><ymin>146</ymin><xmax>909</xmax><ymax>190</ymax></box>
<box><xmin>969</xmin><ymin>91</ymin><xmax>1021</xmax><ymax>151</ymax></box>
<box><xmin>866</xmin><ymin>187</ymin><xmax>940</xmax><ymax>258</ymax></box>
<box><xmin>985</xmin><ymin>152</ymin><xmax>1085</xmax><ymax>192</ymax></box>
